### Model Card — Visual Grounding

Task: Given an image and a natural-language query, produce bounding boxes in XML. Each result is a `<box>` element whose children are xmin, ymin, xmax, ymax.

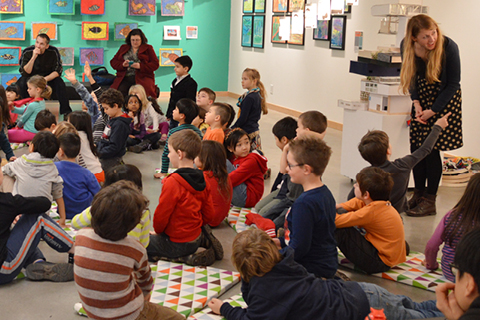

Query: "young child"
<box><xmin>166</xmin><ymin>55</ymin><xmax>197</xmax><ymax>129</ymax></box>
<box><xmin>354</xmin><ymin>112</ymin><xmax>450</xmax><ymax>214</ymax></box>
<box><xmin>8</xmin><ymin>75</ymin><xmax>51</xmax><ymax>143</ymax></box>
<box><xmin>336</xmin><ymin>167</ymin><xmax>406</xmax><ymax>274</ymax></box>
<box><xmin>225</xmin><ymin>128</ymin><xmax>268</xmax><ymax>208</ymax></box>
<box><xmin>195</xmin><ymin>140</ymin><xmax>233</xmax><ymax>227</ymax></box>
<box><xmin>154</xmin><ymin>98</ymin><xmax>202</xmax><ymax>179</ymax></box>
<box><xmin>275</xmin><ymin>135</ymin><xmax>337</xmax><ymax>279</ymax></box>
<box><xmin>96</xmin><ymin>88</ymin><xmax>132</xmax><ymax>170</ymax></box>
<box><xmin>124</xmin><ymin>94</ymin><xmax>147</xmax><ymax>153</ymax></box>
<box><xmin>203</xmin><ymin>103</ymin><xmax>231</xmax><ymax>144</ymax></box>
<box><xmin>196</xmin><ymin>87</ymin><xmax>216</xmax><ymax>112</ymax></box>
<box><xmin>148</xmin><ymin>130</ymin><xmax>218</xmax><ymax>265</ymax></box>
<box><xmin>55</xmin><ymin>132</ymin><xmax>101</xmax><ymax>219</ymax></box>
<box><xmin>2</xmin><ymin>131</ymin><xmax>66</xmax><ymax>226</ymax></box>
<box><xmin>5</xmin><ymin>84</ymin><xmax>21</xmax><ymax>128</ymax></box>
<box><xmin>72</xmin><ymin>164</ymin><xmax>151</xmax><ymax>248</ymax></box>
<box><xmin>208</xmin><ymin>229</ymin><xmax>370</xmax><ymax>320</ymax></box>
<box><xmin>67</xmin><ymin>111</ymin><xmax>104</xmax><ymax>183</ymax></box>
<box><xmin>232</xmin><ymin>68</ymin><xmax>268</xmax><ymax>152</ymax></box>
<box><xmin>192</xmin><ymin>107</ymin><xmax>207</xmax><ymax>135</ymax></box>
<box><xmin>0</xmin><ymin>85</ymin><xmax>15</xmax><ymax>162</ymax></box>
<box><xmin>74</xmin><ymin>180</ymin><xmax>183</xmax><ymax>320</ymax></box>
<box><xmin>424</xmin><ymin>172</ymin><xmax>480</xmax><ymax>282</ymax></box>
<box><xmin>34</xmin><ymin>109</ymin><xmax>56</xmax><ymax>132</ymax></box>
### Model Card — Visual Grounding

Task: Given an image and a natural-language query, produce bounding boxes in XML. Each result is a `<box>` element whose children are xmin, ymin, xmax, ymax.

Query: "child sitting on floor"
<box><xmin>0</xmin><ymin>85</ymin><xmax>16</xmax><ymax>162</ymax></box>
<box><xmin>192</xmin><ymin>107</ymin><xmax>207</xmax><ymax>135</ymax></box>
<box><xmin>203</xmin><ymin>103</ymin><xmax>231</xmax><ymax>144</ymax></box>
<box><xmin>336</xmin><ymin>167</ymin><xmax>406</xmax><ymax>274</ymax></box>
<box><xmin>5</xmin><ymin>84</ymin><xmax>21</xmax><ymax>128</ymax></box>
<box><xmin>74</xmin><ymin>180</ymin><xmax>183</xmax><ymax>320</ymax></box>
<box><xmin>124</xmin><ymin>94</ymin><xmax>147</xmax><ymax>154</ymax></box>
<box><xmin>34</xmin><ymin>109</ymin><xmax>56</xmax><ymax>132</ymax></box>
<box><xmin>196</xmin><ymin>87</ymin><xmax>216</xmax><ymax>113</ymax></box>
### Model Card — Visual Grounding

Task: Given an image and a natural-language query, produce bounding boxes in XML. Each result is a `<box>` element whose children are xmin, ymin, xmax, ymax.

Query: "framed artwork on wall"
<box><xmin>313</xmin><ymin>19</ymin><xmax>330</xmax><ymax>41</ymax></box>
<box><xmin>186</xmin><ymin>26</ymin><xmax>198</xmax><ymax>39</ymax></box>
<box><xmin>58</xmin><ymin>47</ymin><xmax>74</xmax><ymax>66</ymax></box>
<box><xmin>80</xmin><ymin>47</ymin><xmax>104</xmax><ymax>66</ymax></box>
<box><xmin>0</xmin><ymin>0</ymin><xmax>23</xmax><ymax>14</ymax></box>
<box><xmin>163</xmin><ymin>26</ymin><xmax>181</xmax><ymax>40</ymax></box>
<box><xmin>82</xmin><ymin>22</ymin><xmax>109</xmax><ymax>40</ymax></box>
<box><xmin>31</xmin><ymin>22</ymin><xmax>57</xmax><ymax>40</ymax></box>
<box><xmin>288</xmin><ymin>11</ymin><xmax>304</xmax><ymax>45</ymax></box>
<box><xmin>129</xmin><ymin>0</ymin><xmax>156</xmax><ymax>16</ymax></box>
<box><xmin>254</xmin><ymin>0</ymin><xmax>266</xmax><ymax>13</ymax></box>
<box><xmin>1</xmin><ymin>73</ymin><xmax>21</xmax><ymax>87</ymax></box>
<box><xmin>344</xmin><ymin>2</ymin><xmax>352</xmax><ymax>14</ymax></box>
<box><xmin>48</xmin><ymin>0</ymin><xmax>75</xmax><ymax>15</ymax></box>
<box><xmin>241</xmin><ymin>15</ymin><xmax>253</xmax><ymax>47</ymax></box>
<box><xmin>0</xmin><ymin>47</ymin><xmax>21</xmax><ymax>66</ymax></box>
<box><xmin>0</xmin><ymin>21</ymin><xmax>25</xmax><ymax>40</ymax></box>
<box><xmin>159</xmin><ymin>48</ymin><xmax>183</xmax><ymax>67</ymax></box>
<box><xmin>271</xmin><ymin>15</ymin><xmax>286</xmax><ymax>43</ymax></box>
<box><xmin>272</xmin><ymin>0</ymin><xmax>287</xmax><ymax>13</ymax></box>
<box><xmin>252</xmin><ymin>16</ymin><xmax>265</xmax><ymax>48</ymax></box>
<box><xmin>161</xmin><ymin>0</ymin><xmax>184</xmax><ymax>16</ymax></box>
<box><xmin>114</xmin><ymin>23</ymin><xmax>137</xmax><ymax>41</ymax></box>
<box><xmin>330</xmin><ymin>15</ymin><xmax>346</xmax><ymax>50</ymax></box>
<box><xmin>81</xmin><ymin>0</ymin><xmax>105</xmax><ymax>15</ymax></box>
<box><xmin>243</xmin><ymin>0</ymin><xmax>254</xmax><ymax>14</ymax></box>
<box><xmin>288</xmin><ymin>0</ymin><xmax>305</xmax><ymax>13</ymax></box>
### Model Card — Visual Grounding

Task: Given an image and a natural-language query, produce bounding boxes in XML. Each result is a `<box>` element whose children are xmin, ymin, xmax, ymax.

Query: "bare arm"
<box><xmin>56</xmin><ymin>197</ymin><xmax>66</xmax><ymax>227</ymax></box>
<box><xmin>23</xmin><ymin>49</ymin><xmax>40</xmax><ymax>75</ymax></box>
<box><xmin>44</xmin><ymin>71</ymin><xmax>59</xmax><ymax>82</ymax></box>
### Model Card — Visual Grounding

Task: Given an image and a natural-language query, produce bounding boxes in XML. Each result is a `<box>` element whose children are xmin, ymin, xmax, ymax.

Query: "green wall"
<box><xmin>0</xmin><ymin>0</ymin><xmax>231</xmax><ymax>92</ymax></box>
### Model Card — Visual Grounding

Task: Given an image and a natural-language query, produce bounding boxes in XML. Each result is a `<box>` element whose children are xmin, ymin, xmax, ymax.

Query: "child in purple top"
<box><xmin>424</xmin><ymin>173</ymin><xmax>480</xmax><ymax>282</ymax></box>
<box><xmin>125</xmin><ymin>94</ymin><xmax>146</xmax><ymax>153</ymax></box>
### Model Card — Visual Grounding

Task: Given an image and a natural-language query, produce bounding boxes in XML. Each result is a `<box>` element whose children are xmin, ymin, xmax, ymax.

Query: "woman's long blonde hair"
<box><xmin>243</xmin><ymin>68</ymin><xmax>268</xmax><ymax>115</ymax></box>
<box><xmin>400</xmin><ymin>14</ymin><xmax>445</xmax><ymax>95</ymax></box>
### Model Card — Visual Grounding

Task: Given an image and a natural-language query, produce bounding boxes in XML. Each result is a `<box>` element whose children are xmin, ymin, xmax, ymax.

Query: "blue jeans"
<box><xmin>358</xmin><ymin>282</ymin><xmax>444</xmax><ymax>320</ymax></box>
<box><xmin>0</xmin><ymin>213</ymin><xmax>74</xmax><ymax>285</ymax></box>
<box><xmin>227</xmin><ymin>160</ymin><xmax>247</xmax><ymax>207</ymax></box>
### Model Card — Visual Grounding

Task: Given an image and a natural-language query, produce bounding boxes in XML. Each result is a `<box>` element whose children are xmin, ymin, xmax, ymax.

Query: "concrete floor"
<box><xmin>0</xmin><ymin>97</ymin><xmax>461</xmax><ymax>319</ymax></box>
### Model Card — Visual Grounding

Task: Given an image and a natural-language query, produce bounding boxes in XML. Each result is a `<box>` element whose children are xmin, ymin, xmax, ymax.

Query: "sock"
<box><xmin>245</xmin><ymin>213</ymin><xmax>276</xmax><ymax>238</ymax></box>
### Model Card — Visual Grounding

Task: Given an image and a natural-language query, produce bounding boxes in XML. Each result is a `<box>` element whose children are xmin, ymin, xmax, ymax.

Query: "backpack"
<box><xmin>91</xmin><ymin>67</ymin><xmax>115</xmax><ymax>86</ymax></box>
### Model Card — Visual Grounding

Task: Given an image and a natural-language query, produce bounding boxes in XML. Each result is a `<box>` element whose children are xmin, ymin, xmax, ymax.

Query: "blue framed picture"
<box><xmin>241</xmin><ymin>15</ymin><xmax>253</xmax><ymax>47</ymax></box>
<box><xmin>1</xmin><ymin>73</ymin><xmax>21</xmax><ymax>87</ymax></box>
<box><xmin>0</xmin><ymin>21</ymin><xmax>25</xmax><ymax>40</ymax></box>
<box><xmin>0</xmin><ymin>47</ymin><xmax>21</xmax><ymax>66</ymax></box>
<box><xmin>252</xmin><ymin>16</ymin><xmax>265</xmax><ymax>48</ymax></box>
<box><xmin>114</xmin><ymin>23</ymin><xmax>138</xmax><ymax>41</ymax></box>
<box><xmin>48</xmin><ymin>0</ymin><xmax>75</xmax><ymax>15</ymax></box>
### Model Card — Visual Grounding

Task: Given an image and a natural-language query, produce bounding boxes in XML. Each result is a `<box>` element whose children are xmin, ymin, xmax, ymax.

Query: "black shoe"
<box><xmin>176</xmin><ymin>248</ymin><xmax>216</xmax><ymax>266</ymax></box>
<box><xmin>26</xmin><ymin>261</ymin><xmax>74</xmax><ymax>282</ymax></box>
<box><xmin>201</xmin><ymin>225</ymin><xmax>224</xmax><ymax>260</ymax></box>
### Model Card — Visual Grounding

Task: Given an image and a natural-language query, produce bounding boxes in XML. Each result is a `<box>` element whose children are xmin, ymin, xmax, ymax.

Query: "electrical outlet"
<box><xmin>270</xmin><ymin>84</ymin><xmax>274</xmax><ymax>95</ymax></box>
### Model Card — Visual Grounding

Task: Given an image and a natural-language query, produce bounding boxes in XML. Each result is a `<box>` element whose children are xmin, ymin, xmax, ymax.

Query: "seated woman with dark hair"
<box><xmin>110</xmin><ymin>29</ymin><xmax>159</xmax><ymax>99</ymax></box>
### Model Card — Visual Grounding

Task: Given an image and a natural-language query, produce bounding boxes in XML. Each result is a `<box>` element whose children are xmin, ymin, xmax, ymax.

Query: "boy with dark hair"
<box><xmin>55</xmin><ymin>133</ymin><xmax>100</xmax><ymax>219</ymax></box>
<box><xmin>74</xmin><ymin>180</ymin><xmax>184</xmax><ymax>320</ymax></box>
<box><xmin>166</xmin><ymin>55</ymin><xmax>197</xmax><ymax>129</ymax></box>
<box><xmin>203</xmin><ymin>103</ymin><xmax>230</xmax><ymax>144</ymax></box>
<box><xmin>2</xmin><ymin>131</ymin><xmax>66</xmax><ymax>226</ymax></box>
<box><xmin>96</xmin><ymin>88</ymin><xmax>132</xmax><ymax>170</ymax></box>
<box><xmin>196</xmin><ymin>87</ymin><xmax>216</xmax><ymax>112</ymax></box>
<box><xmin>34</xmin><ymin>109</ymin><xmax>57</xmax><ymax>132</ymax></box>
<box><xmin>208</xmin><ymin>229</ymin><xmax>370</xmax><ymax>320</ymax></box>
<box><xmin>148</xmin><ymin>130</ymin><xmax>220</xmax><ymax>266</ymax></box>
<box><xmin>336</xmin><ymin>167</ymin><xmax>406</xmax><ymax>274</ymax></box>
<box><xmin>274</xmin><ymin>135</ymin><xmax>338</xmax><ymax>279</ymax></box>
<box><xmin>154</xmin><ymin>98</ymin><xmax>203</xmax><ymax>179</ymax></box>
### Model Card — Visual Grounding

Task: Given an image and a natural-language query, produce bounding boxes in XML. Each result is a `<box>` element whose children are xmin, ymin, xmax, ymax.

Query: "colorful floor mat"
<box><xmin>10</xmin><ymin>142</ymin><xmax>28</xmax><ymax>150</ymax></box>
<box><xmin>338</xmin><ymin>250</ymin><xmax>451</xmax><ymax>292</ymax></box>
<box><xmin>151</xmin><ymin>261</ymin><xmax>241</xmax><ymax>318</ymax></box>
<box><xmin>227</xmin><ymin>207</ymin><xmax>255</xmax><ymax>233</ymax></box>
<box><xmin>189</xmin><ymin>294</ymin><xmax>246</xmax><ymax>320</ymax></box>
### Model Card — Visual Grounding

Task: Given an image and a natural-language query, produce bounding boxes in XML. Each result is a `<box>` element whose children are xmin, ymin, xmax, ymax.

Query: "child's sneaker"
<box><xmin>201</xmin><ymin>225</ymin><xmax>224</xmax><ymax>260</ymax></box>
<box><xmin>178</xmin><ymin>247</ymin><xmax>216</xmax><ymax>266</ymax></box>
<box><xmin>74</xmin><ymin>303</ymin><xmax>88</xmax><ymax>317</ymax></box>
<box><xmin>26</xmin><ymin>261</ymin><xmax>74</xmax><ymax>282</ymax></box>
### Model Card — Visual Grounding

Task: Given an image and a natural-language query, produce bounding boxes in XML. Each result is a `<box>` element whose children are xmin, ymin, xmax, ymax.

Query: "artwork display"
<box><xmin>1</xmin><ymin>73</ymin><xmax>21</xmax><ymax>87</ymax></box>
<box><xmin>48</xmin><ymin>0</ymin><xmax>75</xmax><ymax>15</ymax></box>
<box><xmin>81</xmin><ymin>0</ymin><xmax>105</xmax><ymax>15</ymax></box>
<box><xmin>317</xmin><ymin>0</ymin><xmax>331</xmax><ymax>20</ymax></box>
<box><xmin>252</xmin><ymin>16</ymin><xmax>265</xmax><ymax>48</ymax></box>
<box><xmin>243</xmin><ymin>0</ymin><xmax>253</xmax><ymax>13</ymax></box>
<box><xmin>0</xmin><ymin>0</ymin><xmax>23</xmax><ymax>14</ymax></box>
<box><xmin>288</xmin><ymin>0</ymin><xmax>305</xmax><ymax>12</ymax></box>
<box><xmin>271</xmin><ymin>15</ymin><xmax>286</xmax><ymax>43</ymax></box>
<box><xmin>31</xmin><ymin>22</ymin><xmax>57</xmax><ymax>40</ymax></box>
<box><xmin>58</xmin><ymin>47</ymin><xmax>74</xmax><ymax>66</ymax></box>
<box><xmin>159</xmin><ymin>48</ymin><xmax>183</xmax><ymax>67</ymax></box>
<box><xmin>313</xmin><ymin>20</ymin><xmax>330</xmax><ymax>41</ymax></box>
<box><xmin>331</xmin><ymin>0</ymin><xmax>344</xmax><ymax>14</ymax></box>
<box><xmin>330</xmin><ymin>15</ymin><xmax>346</xmax><ymax>50</ymax></box>
<box><xmin>0</xmin><ymin>21</ymin><xmax>25</xmax><ymax>40</ymax></box>
<box><xmin>79</xmin><ymin>47</ymin><xmax>104</xmax><ymax>66</ymax></box>
<box><xmin>241</xmin><ymin>15</ymin><xmax>253</xmax><ymax>47</ymax></box>
<box><xmin>254</xmin><ymin>0</ymin><xmax>266</xmax><ymax>13</ymax></box>
<box><xmin>82</xmin><ymin>22</ymin><xmax>109</xmax><ymax>40</ymax></box>
<box><xmin>163</xmin><ymin>26</ymin><xmax>181</xmax><ymax>40</ymax></box>
<box><xmin>114</xmin><ymin>23</ymin><xmax>138</xmax><ymax>41</ymax></box>
<box><xmin>0</xmin><ymin>47</ymin><xmax>21</xmax><ymax>66</ymax></box>
<box><xmin>186</xmin><ymin>26</ymin><xmax>198</xmax><ymax>39</ymax></box>
<box><xmin>161</xmin><ymin>0</ymin><xmax>184</xmax><ymax>16</ymax></box>
<box><xmin>288</xmin><ymin>11</ymin><xmax>304</xmax><ymax>45</ymax></box>
<box><xmin>129</xmin><ymin>0</ymin><xmax>156</xmax><ymax>16</ymax></box>
<box><xmin>272</xmin><ymin>0</ymin><xmax>287</xmax><ymax>13</ymax></box>
<box><xmin>344</xmin><ymin>0</ymin><xmax>352</xmax><ymax>14</ymax></box>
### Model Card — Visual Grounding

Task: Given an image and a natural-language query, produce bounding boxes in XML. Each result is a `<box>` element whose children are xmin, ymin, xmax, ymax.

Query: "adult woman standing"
<box><xmin>400</xmin><ymin>14</ymin><xmax>462</xmax><ymax>217</ymax></box>
<box><xmin>110</xmin><ymin>29</ymin><xmax>159</xmax><ymax>99</ymax></box>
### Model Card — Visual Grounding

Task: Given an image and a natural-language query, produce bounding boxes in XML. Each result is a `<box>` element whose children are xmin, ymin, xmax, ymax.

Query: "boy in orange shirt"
<box><xmin>335</xmin><ymin>167</ymin><xmax>406</xmax><ymax>274</ymax></box>
<box><xmin>203</xmin><ymin>103</ymin><xmax>231</xmax><ymax>144</ymax></box>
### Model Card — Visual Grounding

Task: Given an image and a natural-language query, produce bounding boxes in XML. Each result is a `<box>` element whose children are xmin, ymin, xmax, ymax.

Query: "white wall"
<box><xmin>228</xmin><ymin>0</ymin><xmax>480</xmax><ymax>158</ymax></box>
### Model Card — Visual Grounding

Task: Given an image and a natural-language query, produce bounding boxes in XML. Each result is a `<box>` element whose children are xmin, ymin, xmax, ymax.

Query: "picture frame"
<box><xmin>79</xmin><ymin>47</ymin><xmax>104</xmax><ymax>66</ymax></box>
<box><xmin>186</xmin><ymin>26</ymin><xmax>198</xmax><ymax>39</ymax></box>
<box><xmin>254</xmin><ymin>0</ymin><xmax>266</xmax><ymax>13</ymax></box>
<box><xmin>241</xmin><ymin>15</ymin><xmax>253</xmax><ymax>47</ymax></box>
<box><xmin>58</xmin><ymin>47</ymin><xmax>74</xmax><ymax>66</ymax></box>
<box><xmin>0</xmin><ymin>47</ymin><xmax>21</xmax><ymax>66</ymax></box>
<box><xmin>82</xmin><ymin>22</ymin><xmax>109</xmax><ymax>41</ymax></box>
<box><xmin>161</xmin><ymin>0</ymin><xmax>184</xmax><ymax>16</ymax></box>
<box><xmin>271</xmin><ymin>15</ymin><xmax>286</xmax><ymax>43</ymax></box>
<box><xmin>0</xmin><ymin>0</ymin><xmax>23</xmax><ymax>14</ymax></box>
<box><xmin>313</xmin><ymin>19</ymin><xmax>330</xmax><ymax>41</ymax></box>
<box><xmin>0</xmin><ymin>21</ymin><xmax>25</xmax><ymax>41</ymax></box>
<box><xmin>252</xmin><ymin>16</ymin><xmax>265</xmax><ymax>48</ymax></box>
<box><xmin>81</xmin><ymin>0</ymin><xmax>105</xmax><ymax>15</ymax></box>
<box><xmin>288</xmin><ymin>11</ymin><xmax>305</xmax><ymax>45</ymax></box>
<box><xmin>159</xmin><ymin>48</ymin><xmax>183</xmax><ymax>67</ymax></box>
<box><xmin>243</xmin><ymin>0</ymin><xmax>254</xmax><ymax>14</ymax></box>
<box><xmin>114</xmin><ymin>23</ymin><xmax>138</xmax><ymax>41</ymax></box>
<box><xmin>288</xmin><ymin>0</ymin><xmax>305</xmax><ymax>13</ymax></box>
<box><xmin>330</xmin><ymin>15</ymin><xmax>346</xmax><ymax>50</ymax></box>
<box><xmin>344</xmin><ymin>0</ymin><xmax>352</xmax><ymax>14</ymax></box>
<box><xmin>272</xmin><ymin>0</ymin><xmax>287</xmax><ymax>13</ymax></box>
<box><xmin>31</xmin><ymin>22</ymin><xmax>57</xmax><ymax>41</ymax></box>
<box><xmin>1</xmin><ymin>73</ymin><xmax>20</xmax><ymax>87</ymax></box>
<box><xmin>129</xmin><ymin>0</ymin><xmax>156</xmax><ymax>16</ymax></box>
<box><xmin>163</xmin><ymin>26</ymin><xmax>181</xmax><ymax>40</ymax></box>
<box><xmin>48</xmin><ymin>0</ymin><xmax>75</xmax><ymax>15</ymax></box>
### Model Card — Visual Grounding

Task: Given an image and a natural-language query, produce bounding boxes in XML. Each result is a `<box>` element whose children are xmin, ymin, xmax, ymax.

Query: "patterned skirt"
<box><xmin>410</xmin><ymin>78</ymin><xmax>463</xmax><ymax>151</ymax></box>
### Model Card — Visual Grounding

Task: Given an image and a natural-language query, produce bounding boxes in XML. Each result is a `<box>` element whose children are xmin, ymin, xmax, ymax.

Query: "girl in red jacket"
<box><xmin>225</xmin><ymin>128</ymin><xmax>267</xmax><ymax>208</ymax></box>
<box><xmin>195</xmin><ymin>140</ymin><xmax>233</xmax><ymax>227</ymax></box>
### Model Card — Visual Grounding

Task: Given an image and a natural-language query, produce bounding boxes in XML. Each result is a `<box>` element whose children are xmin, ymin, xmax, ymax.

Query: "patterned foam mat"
<box><xmin>189</xmin><ymin>294</ymin><xmax>246</xmax><ymax>320</ymax></box>
<box><xmin>227</xmin><ymin>207</ymin><xmax>255</xmax><ymax>233</ymax></box>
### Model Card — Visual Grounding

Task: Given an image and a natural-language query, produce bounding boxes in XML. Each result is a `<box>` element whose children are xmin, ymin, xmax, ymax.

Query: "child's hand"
<box><xmin>436</xmin><ymin>283</ymin><xmax>464</xmax><ymax>320</ymax></box>
<box><xmin>435</xmin><ymin>112</ymin><xmax>451</xmax><ymax>130</ymax></box>
<box><xmin>272</xmin><ymin>238</ymin><xmax>282</xmax><ymax>249</ymax></box>
<box><xmin>84</xmin><ymin>61</ymin><xmax>92</xmax><ymax>78</ymax></box>
<box><xmin>154</xmin><ymin>172</ymin><xmax>167</xmax><ymax>179</ymax></box>
<box><xmin>128</xmin><ymin>111</ymin><xmax>135</xmax><ymax>118</ymax></box>
<box><xmin>129</xmin><ymin>135</ymin><xmax>135</xmax><ymax>139</ymax></box>
<box><xmin>9</xmin><ymin>157</ymin><xmax>16</xmax><ymax>162</ymax></box>
<box><xmin>58</xmin><ymin>218</ymin><xmax>66</xmax><ymax>227</ymax></box>
<box><xmin>144</xmin><ymin>293</ymin><xmax>151</xmax><ymax>302</ymax></box>
<box><xmin>64</xmin><ymin>68</ymin><xmax>77</xmax><ymax>84</ymax></box>
<box><xmin>208</xmin><ymin>298</ymin><xmax>223</xmax><ymax>315</ymax></box>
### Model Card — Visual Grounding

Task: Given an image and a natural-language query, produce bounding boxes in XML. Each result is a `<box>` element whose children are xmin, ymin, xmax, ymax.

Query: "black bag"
<box><xmin>91</xmin><ymin>67</ymin><xmax>116</xmax><ymax>86</ymax></box>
